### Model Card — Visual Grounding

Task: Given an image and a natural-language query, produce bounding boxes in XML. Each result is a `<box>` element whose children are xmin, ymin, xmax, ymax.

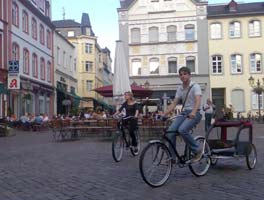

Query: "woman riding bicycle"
<box><xmin>113</xmin><ymin>91</ymin><xmax>139</xmax><ymax>153</ymax></box>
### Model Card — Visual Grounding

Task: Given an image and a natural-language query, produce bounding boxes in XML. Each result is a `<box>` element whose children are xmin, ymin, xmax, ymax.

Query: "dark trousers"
<box><xmin>205</xmin><ymin>113</ymin><xmax>213</xmax><ymax>132</ymax></box>
<box><xmin>123</xmin><ymin>118</ymin><xmax>138</xmax><ymax>147</ymax></box>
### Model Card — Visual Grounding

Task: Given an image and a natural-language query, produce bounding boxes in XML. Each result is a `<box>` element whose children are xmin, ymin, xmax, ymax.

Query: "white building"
<box><xmin>53</xmin><ymin>31</ymin><xmax>78</xmax><ymax>115</ymax></box>
<box><xmin>118</xmin><ymin>0</ymin><xmax>210</xmax><ymax>109</ymax></box>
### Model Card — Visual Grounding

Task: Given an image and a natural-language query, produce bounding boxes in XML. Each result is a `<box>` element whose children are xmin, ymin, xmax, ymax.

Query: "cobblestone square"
<box><xmin>0</xmin><ymin>123</ymin><xmax>263</xmax><ymax>200</ymax></box>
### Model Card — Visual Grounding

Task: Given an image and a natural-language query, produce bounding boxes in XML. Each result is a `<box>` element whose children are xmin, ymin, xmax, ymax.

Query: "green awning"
<box><xmin>95</xmin><ymin>99</ymin><xmax>113</xmax><ymax>110</ymax></box>
<box><xmin>0</xmin><ymin>83</ymin><xmax>9</xmax><ymax>94</ymax></box>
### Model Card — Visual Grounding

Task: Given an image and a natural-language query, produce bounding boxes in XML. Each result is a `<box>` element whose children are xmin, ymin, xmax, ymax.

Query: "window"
<box><xmin>12</xmin><ymin>2</ymin><xmax>19</xmax><ymax>26</ymax></box>
<box><xmin>131</xmin><ymin>28</ymin><xmax>140</xmax><ymax>43</ymax></box>
<box><xmin>212</xmin><ymin>55</ymin><xmax>223</xmax><ymax>74</ymax></box>
<box><xmin>186</xmin><ymin>56</ymin><xmax>195</xmax><ymax>73</ymax></box>
<box><xmin>0</xmin><ymin>34</ymin><xmax>2</xmax><ymax>68</ymax></box>
<box><xmin>210</xmin><ymin>23</ymin><xmax>222</xmax><ymax>39</ymax></box>
<box><xmin>47</xmin><ymin>61</ymin><xmax>51</xmax><ymax>82</ymax></box>
<box><xmin>167</xmin><ymin>25</ymin><xmax>177</xmax><ymax>41</ymax></box>
<box><xmin>231</xmin><ymin>54</ymin><xmax>242</xmax><ymax>73</ymax></box>
<box><xmin>32</xmin><ymin>53</ymin><xmax>38</xmax><ymax>77</ymax></box>
<box><xmin>46</xmin><ymin>29</ymin><xmax>51</xmax><ymax>49</ymax></box>
<box><xmin>251</xmin><ymin>91</ymin><xmax>263</xmax><ymax>110</ymax></box>
<box><xmin>32</xmin><ymin>18</ymin><xmax>37</xmax><ymax>40</ymax></box>
<box><xmin>229</xmin><ymin>21</ymin><xmax>241</xmax><ymax>38</ymax></box>
<box><xmin>74</xmin><ymin>59</ymin><xmax>77</xmax><ymax>72</ymax></box>
<box><xmin>149</xmin><ymin>27</ymin><xmax>159</xmax><ymax>42</ymax></box>
<box><xmin>40</xmin><ymin>24</ymin><xmax>45</xmax><ymax>44</ymax></box>
<box><xmin>249</xmin><ymin>20</ymin><xmax>261</xmax><ymax>37</ymax></box>
<box><xmin>12</xmin><ymin>43</ymin><xmax>19</xmax><ymax>60</ymax></box>
<box><xmin>22</xmin><ymin>10</ymin><xmax>29</xmax><ymax>33</ymax></box>
<box><xmin>185</xmin><ymin>24</ymin><xmax>195</xmax><ymax>40</ymax></box>
<box><xmin>63</xmin><ymin>51</ymin><xmax>66</xmax><ymax>68</ymax></box>
<box><xmin>85</xmin><ymin>61</ymin><xmax>93</xmax><ymax>72</ymax></box>
<box><xmin>86</xmin><ymin>80</ymin><xmax>93</xmax><ymax>92</ymax></box>
<box><xmin>231</xmin><ymin>90</ymin><xmax>244</xmax><ymax>112</ymax></box>
<box><xmin>131</xmin><ymin>59</ymin><xmax>141</xmax><ymax>76</ymax></box>
<box><xmin>250</xmin><ymin>53</ymin><xmax>262</xmax><ymax>73</ymax></box>
<box><xmin>23</xmin><ymin>48</ymin><xmax>29</xmax><ymax>74</ymax></box>
<box><xmin>69</xmin><ymin>56</ymin><xmax>72</xmax><ymax>71</ymax></box>
<box><xmin>149</xmin><ymin>58</ymin><xmax>159</xmax><ymax>74</ymax></box>
<box><xmin>68</xmin><ymin>31</ymin><xmax>75</xmax><ymax>37</ymax></box>
<box><xmin>40</xmin><ymin>57</ymin><xmax>45</xmax><ymax>80</ymax></box>
<box><xmin>57</xmin><ymin>47</ymin><xmax>60</xmax><ymax>64</ymax></box>
<box><xmin>85</xmin><ymin>43</ymin><xmax>92</xmax><ymax>54</ymax></box>
<box><xmin>168</xmin><ymin>57</ymin><xmax>177</xmax><ymax>73</ymax></box>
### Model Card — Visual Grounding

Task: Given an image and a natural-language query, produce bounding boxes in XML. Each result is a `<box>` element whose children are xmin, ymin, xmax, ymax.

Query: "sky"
<box><xmin>51</xmin><ymin>0</ymin><xmax>263</xmax><ymax>69</ymax></box>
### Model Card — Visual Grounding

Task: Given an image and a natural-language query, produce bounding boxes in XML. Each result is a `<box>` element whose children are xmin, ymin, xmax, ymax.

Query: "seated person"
<box><xmin>34</xmin><ymin>115</ymin><xmax>43</xmax><ymax>124</ymax></box>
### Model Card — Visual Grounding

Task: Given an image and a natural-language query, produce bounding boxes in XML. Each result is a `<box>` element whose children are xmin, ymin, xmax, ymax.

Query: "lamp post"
<box><xmin>248</xmin><ymin>76</ymin><xmax>264</xmax><ymax>119</ymax></box>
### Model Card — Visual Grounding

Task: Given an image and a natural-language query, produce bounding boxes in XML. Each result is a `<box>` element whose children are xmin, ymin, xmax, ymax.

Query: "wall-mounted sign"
<box><xmin>8</xmin><ymin>60</ymin><xmax>19</xmax><ymax>74</ymax></box>
<box><xmin>8</xmin><ymin>75</ymin><xmax>20</xmax><ymax>90</ymax></box>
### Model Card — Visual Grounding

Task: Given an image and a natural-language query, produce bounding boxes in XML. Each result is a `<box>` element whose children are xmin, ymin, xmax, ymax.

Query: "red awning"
<box><xmin>94</xmin><ymin>84</ymin><xmax>152</xmax><ymax>98</ymax></box>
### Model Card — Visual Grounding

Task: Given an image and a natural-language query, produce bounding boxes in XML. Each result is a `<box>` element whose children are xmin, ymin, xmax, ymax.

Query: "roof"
<box><xmin>81</xmin><ymin>13</ymin><xmax>91</xmax><ymax>27</ymax></box>
<box><xmin>208</xmin><ymin>1</ymin><xmax>264</xmax><ymax>18</ymax></box>
<box><xmin>119</xmin><ymin>0</ymin><xmax>204</xmax><ymax>9</ymax></box>
<box><xmin>52</xmin><ymin>20</ymin><xmax>81</xmax><ymax>28</ymax></box>
<box><xmin>120</xmin><ymin>0</ymin><xmax>135</xmax><ymax>9</ymax></box>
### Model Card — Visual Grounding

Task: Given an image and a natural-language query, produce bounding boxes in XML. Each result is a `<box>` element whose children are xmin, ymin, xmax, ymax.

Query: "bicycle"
<box><xmin>112</xmin><ymin>115</ymin><xmax>141</xmax><ymax>162</ymax></box>
<box><xmin>139</xmin><ymin>115</ymin><xmax>211</xmax><ymax>187</ymax></box>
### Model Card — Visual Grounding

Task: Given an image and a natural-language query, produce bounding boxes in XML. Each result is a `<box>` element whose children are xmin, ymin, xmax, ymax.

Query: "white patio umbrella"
<box><xmin>113</xmin><ymin>40</ymin><xmax>131</xmax><ymax>100</ymax></box>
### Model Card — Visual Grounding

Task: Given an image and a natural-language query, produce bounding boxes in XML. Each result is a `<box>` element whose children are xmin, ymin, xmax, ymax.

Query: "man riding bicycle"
<box><xmin>113</xmin><ymin>91</ymin><xmax>139</xmax><ymax>153</ymax></box>
<box><xmin>163</xmin><ymin>67</ymin><xmax>202</xmax><ymax>163</ymax></box>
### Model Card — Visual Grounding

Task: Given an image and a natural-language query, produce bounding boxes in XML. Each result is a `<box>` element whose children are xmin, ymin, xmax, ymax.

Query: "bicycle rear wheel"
<box><xmin>139</xmin><ymin>141</ymin><xmax>172</xmax><ymax>187</ymax></box>
<box><xmin>246</xmin><ymin>143</ymin><xmax>257</xmax><ymax>170</ymax></box>
<box><xmin>112</xmin><ymin>131</ymin><xmax>124</xmax><ymax>162</ymax></box>
<box><xmin>189</xmin><ymin>136</ymin><xmax>211</xmax><ymax>176</ymax></box>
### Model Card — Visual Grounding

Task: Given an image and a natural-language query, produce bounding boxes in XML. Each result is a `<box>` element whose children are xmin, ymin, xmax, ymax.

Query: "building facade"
<box><xmin>53</xmin><ymin>13</ymin><xmax>112</xmax><ymax>110</ymax></box>
<box><xmin>54</xmin><ymin>31</ymin><xmax>78</xmax><ymax>115</ymax></box>
<box><xmin>8</xmin><ymin>0</ymin><xmax>54</xmax><ymax>118</ymax></box>
<box><xmin>118</xmin><ymin>0</ymin><xmax>210</xmax><ymax>109</ymax></box>
<box><xmin>0</xmin><ymin>0</ymin><xmax>9</xmax><ymax>118</ymax></box>
<box><xmin>208</xmin><ymin>0</ymin><xmax>264</xmax><ymax>116</ymax></box>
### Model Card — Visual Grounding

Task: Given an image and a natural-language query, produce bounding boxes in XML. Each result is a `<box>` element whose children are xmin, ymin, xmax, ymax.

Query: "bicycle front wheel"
<box><xmin>189</xmin><ymin>136</ymin><xmax>211</xmax><ymax>176</ymax></box>
<box><xmin>139</xmin><ymin>141</ymin><xmax>172</xmax><ymax>187</ymax></box>
<box><xmin>112</xmin><ymin>131</ymin><xmax>124</xmax><ymax>162</ymax></box>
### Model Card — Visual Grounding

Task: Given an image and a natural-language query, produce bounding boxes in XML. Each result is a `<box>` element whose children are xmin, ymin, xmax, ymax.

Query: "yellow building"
<box><xmin>208</xmin><ymin>0</ymin><xmax>264</xmax><ymax>117</ymax></box>
<box><xmin>53</xmin><ymin>13</ymin><xmax>111</xmax><ymax>110</ymax></box>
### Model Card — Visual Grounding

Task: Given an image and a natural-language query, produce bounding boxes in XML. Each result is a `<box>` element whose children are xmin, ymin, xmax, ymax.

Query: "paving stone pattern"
<box><xmin>0</xmin><ymin>122</ymin><xmax>263</xmax><ymax>200</ymax></box>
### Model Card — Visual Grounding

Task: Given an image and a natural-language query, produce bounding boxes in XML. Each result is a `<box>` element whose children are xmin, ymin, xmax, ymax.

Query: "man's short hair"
<box><xmin>179</xmin><ymin>67</ymin><xmax>191</xmax><ymax>75</ymax></box>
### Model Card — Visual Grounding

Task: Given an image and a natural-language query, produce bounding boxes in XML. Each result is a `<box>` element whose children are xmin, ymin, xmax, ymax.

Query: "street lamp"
<box><xmin>248</xmin><ymin>76</ymin><xmax>264</xmax><ymax>119</ymax></box>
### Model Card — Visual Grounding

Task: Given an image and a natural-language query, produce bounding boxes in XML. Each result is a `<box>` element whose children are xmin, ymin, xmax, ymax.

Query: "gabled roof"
<box><xmin>52</xmin><ymin>19</ymin><xmax>81</xmax><ymax>28</ymax></box>
<box><xmin>208</xmin><ymin>1</ymin><xmax>264</xmax><ymax>18</ymax></box>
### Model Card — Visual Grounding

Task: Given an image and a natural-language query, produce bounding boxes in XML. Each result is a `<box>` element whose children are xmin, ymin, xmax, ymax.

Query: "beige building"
<box><xmin>53</xmin><ymin>13</ymin><xmax>112</xmax><ymax>110</ymax></box>
<box><xmin>208</xmin><ymin>0</ymin><xmax>264</xmax><ymax>117</ymax></box>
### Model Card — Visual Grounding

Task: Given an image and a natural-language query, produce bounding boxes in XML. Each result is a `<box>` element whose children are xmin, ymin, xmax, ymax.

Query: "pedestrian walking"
<box><xmin>203</xmin><ymin>98</ymin><xmax>215</xmax><ymax>132</ymax></box>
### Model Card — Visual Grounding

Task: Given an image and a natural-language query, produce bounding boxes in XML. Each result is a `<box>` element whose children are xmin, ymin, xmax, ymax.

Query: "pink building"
<box><xmin>7</xmin><ymin>0</ymin><xmax>54</xmax><ymax>118</ymax></box>
<box><xmin>0</xmin><ymin>0</ymin><xmax>9</xmax><ymax>118</ymax></box>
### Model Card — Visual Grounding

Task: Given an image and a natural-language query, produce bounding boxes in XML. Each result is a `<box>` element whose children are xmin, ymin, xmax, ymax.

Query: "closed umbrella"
<box><xmin>113</xmin><ymin>40</ymin><xmax>131</xmax><ymax>98</ymax></box>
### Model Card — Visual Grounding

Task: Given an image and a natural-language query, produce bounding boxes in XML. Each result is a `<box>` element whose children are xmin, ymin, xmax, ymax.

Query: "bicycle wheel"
<box><xmin>246</xmin><ymin>143</ymin><xmax>257</xmax><ymax>170</ymax></box>
<box><xmin>189</xmin><ymin>136</ymin><xmax>211</xmax><ymax>176</ymax></box>
<box><xmin>139</xmin><ymin>141</ymin><xmax>172</xmax><ymax>187</ymax></box>
<box><xmin>112</xmin><ymin>131</ymin><xmax>124</xmax><ymax>162</ymax></box>
<box><xmin>130</xmin><ymin>129</ymin><xmax>141</xmax><ymax>156</ymax></box>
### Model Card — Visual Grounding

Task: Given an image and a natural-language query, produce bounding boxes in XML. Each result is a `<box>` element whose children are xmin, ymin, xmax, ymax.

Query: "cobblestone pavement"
<box><xmin>0</xmin><ymin>122</ymin><xmax>263</xmax><ymax>200</ymax></box>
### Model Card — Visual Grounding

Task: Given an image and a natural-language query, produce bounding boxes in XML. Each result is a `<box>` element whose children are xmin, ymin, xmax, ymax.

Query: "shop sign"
<box><xmin>8</xmin><ymin>75</ymin><xmax>20</xmax><ymax>90</ymax></box>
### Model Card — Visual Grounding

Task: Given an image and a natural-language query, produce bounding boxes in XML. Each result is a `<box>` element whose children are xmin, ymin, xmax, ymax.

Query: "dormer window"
<box><xmin>228</xmin><ymin>0</ymin><xmax>237</xmax><ymax>12</ymax></box>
